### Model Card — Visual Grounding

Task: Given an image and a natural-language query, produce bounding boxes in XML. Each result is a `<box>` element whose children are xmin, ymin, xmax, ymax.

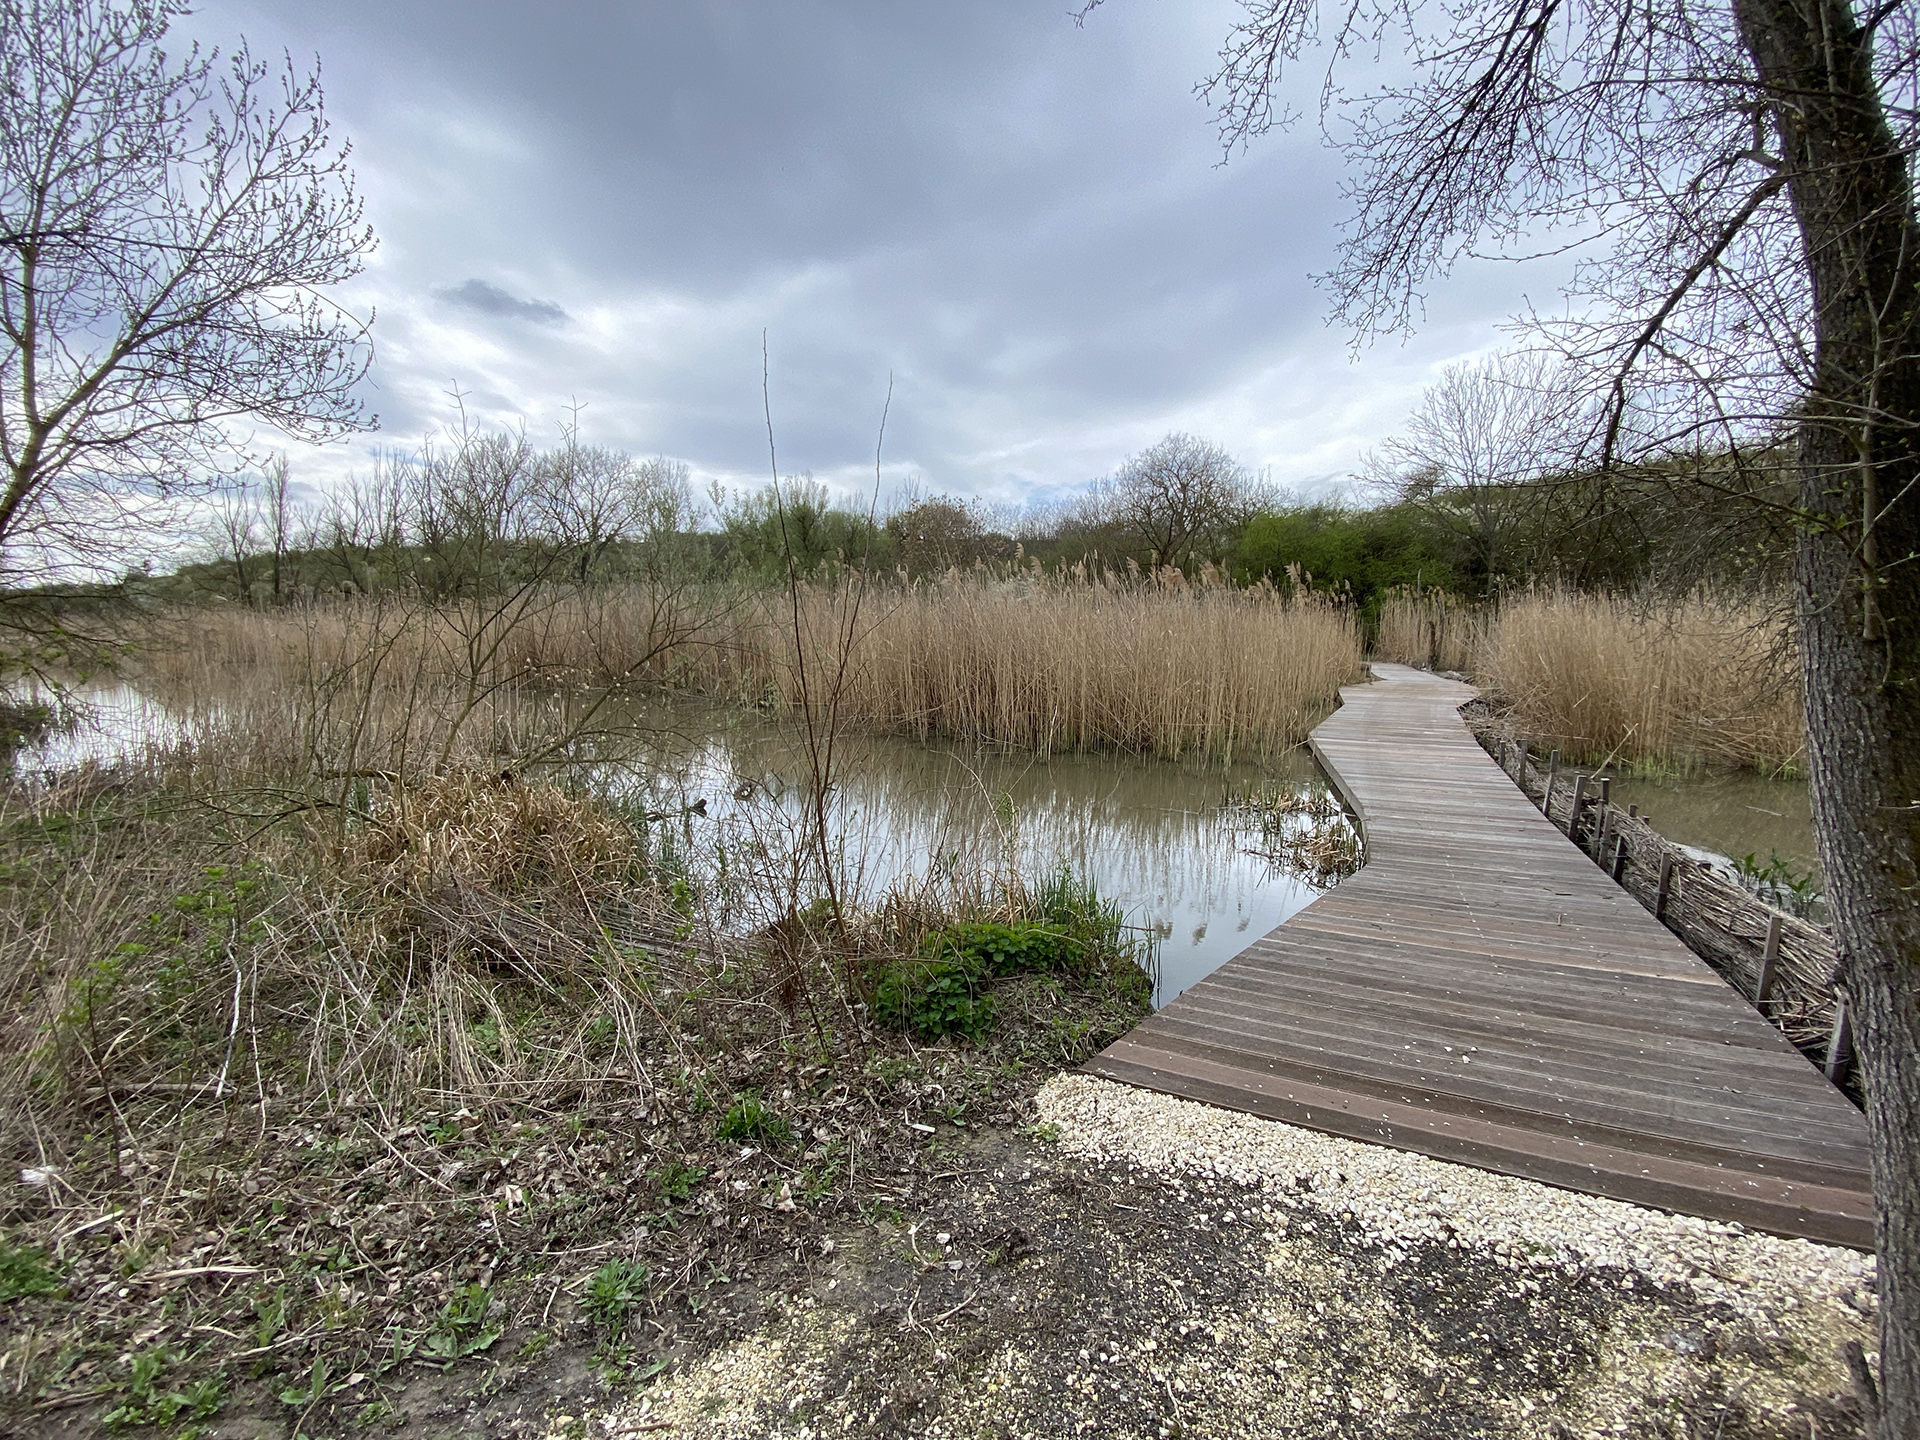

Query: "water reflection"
<box><xmin>10</xmin><ymin>682</ymin><xmax>193</xmax><ymax>774</ymax></box>
<box><xmin>574</xmin><ymin>709</ymin><xmax>1336</xmax><ymax>1005</ymax></box>
<box><xmin>12</xmin><ymin>686</ymin><xmax>1343</xmax><ymax>1007</ymax></box>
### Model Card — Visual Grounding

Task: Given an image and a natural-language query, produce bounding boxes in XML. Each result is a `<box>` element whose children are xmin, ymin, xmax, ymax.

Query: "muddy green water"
<box><xmin>565</xmin><ymin>710</ymin><xmax>1337</xmax><ymax>1005</ymax></box>
<box><xmin>1607</xmin><ymin>771</ymin><xmax>1819</xmax><ymax>880</ymax></box>
<box><xmin>24</xmin><ymin>682</ymin><xmax>1820</xmax><ymax>995</ymax></box>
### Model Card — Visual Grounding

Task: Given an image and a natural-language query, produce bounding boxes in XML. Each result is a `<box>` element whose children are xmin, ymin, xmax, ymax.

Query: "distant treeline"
<box><xmin>116</xmin><ymin>426</ymin><xmax>1795</xmax><ymax>621</ymax></box>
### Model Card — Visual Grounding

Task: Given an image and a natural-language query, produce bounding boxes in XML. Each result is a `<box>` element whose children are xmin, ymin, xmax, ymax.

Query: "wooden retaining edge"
<box><xmin>1466</xmin><ymin>709</ymin><xmax>1855</xmax><ymax>1095</ymax></box>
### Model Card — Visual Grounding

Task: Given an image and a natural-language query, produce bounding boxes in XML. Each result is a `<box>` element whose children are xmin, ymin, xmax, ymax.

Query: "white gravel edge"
<box><xmin>1035</xmin><ymin>1073</ymin><xmax>1877</xmax><ymax>1325</ymax></box>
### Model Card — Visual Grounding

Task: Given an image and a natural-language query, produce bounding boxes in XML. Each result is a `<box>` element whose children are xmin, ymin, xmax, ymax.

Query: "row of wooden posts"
<box><xmin>1484</xmin><ymin>727</ymin><xmax>1856</xmax><ymax>1092</ymax></box>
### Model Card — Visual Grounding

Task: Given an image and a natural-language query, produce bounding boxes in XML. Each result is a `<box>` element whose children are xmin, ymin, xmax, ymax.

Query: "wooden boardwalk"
<box><xmin>1088</xmin><ymin>664</ymin><xmax>1874</xmax><ymax>1249</ymax></box>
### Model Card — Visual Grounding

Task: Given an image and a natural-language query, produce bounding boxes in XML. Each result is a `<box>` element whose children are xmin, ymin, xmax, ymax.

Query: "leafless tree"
<box><xmin>205</xmin><ymin>452</ymin><xmax>298</xmax><ymax>602</ymax></box>
<box><xmin>1084</xmin><ymin>0</ymin><xmax>1920</xmax><ymax>1422</ymax></box>
<box><xmin>207</xmin><ymin>475</ymin><xmax>264</xmax><ymax>601</ymax></box>
<box><xmin>1370</xmin><ymin>351</ymin><xmax>1585</xmax><ymax>589</ymax></box>
<box><xmin>1099</xmin><ymin>432</ymin><xmax>1272</xmax><ymax>571</ymax></box>
<box><xmin>405</xmin><ymin>410</ymin><xmax>538</xmax><ymax>599</ymax></box>
<box><xmin>0</xmin><ymin>0</ymin><xmax>375</xmax><ymax>588</ymax></box>
<box><xmin>263</xmin><ymin>453</ymin><xmax>294</xmax><ymax>601</ymax></box>
<box><xmin>532</xmin><ymin>409</ymin><xmax>695</xmax><ymax>584</ymax></box>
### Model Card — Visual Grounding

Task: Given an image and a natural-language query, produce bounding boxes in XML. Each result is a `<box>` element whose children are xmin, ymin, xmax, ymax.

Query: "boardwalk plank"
<box><xmin>1087</xmin><ymin>663</ymin><xmax>1873</xmax><ymax>1248</ymax></box>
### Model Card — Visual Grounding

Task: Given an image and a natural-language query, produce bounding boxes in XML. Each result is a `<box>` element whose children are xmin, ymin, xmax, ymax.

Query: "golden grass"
<box><xmin>1373</xmin><ymin>587</ymin><xmax>1802</xmax><ymax>772</ymax></box>
<box><xmin>1374</xmin><ymin>589</ymin><xmax>1491</xmax><ymax>674</ymax></box>
<box><xmin>139</xmin><ymin>571</ymin><xmax>1364</xmax><ymax>765</ymax></box>
<box><xmin>1476</xmin><ymin>589</ymin><xmax>1802</xmax><ymax>773</ymax></box>
<box><xmin>674</xmin><ymin>571</ymin><xmax>1363</xmax><ymax>761</ymax></box>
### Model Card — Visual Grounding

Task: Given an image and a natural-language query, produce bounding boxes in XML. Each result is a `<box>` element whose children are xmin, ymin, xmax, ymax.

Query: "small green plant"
<box><xmin>651</xmin><ymin>1160</ymin><xmax>706</xmax><ymax>1202</ymax></box>
<box><xmin>104</xmin><ymin>1347</ymin><xmax>224</xmax><ymax>1431</ymax></box>
<box><xmin>251</xmin><ymin>1285</ymin><xmax>289</xmax><ymax>1346</ymax></box>
<box><xmin>583</xmin><ymin>1012</ymin><xmax>618</xmax><ymax>1055</ymax></box>
<box><xmin>1732</xmin><ymin>850</ymin><xmax>1823</xmax><ymax>919</ymax></box>
<box><xmin>715</xmin><ymin>1093</ymin><xmax>793</xmax><ymax>1145</ymax></box>
<box><xmin>796</xmin><ymin>1162</ymin><xmax>835</xmax><ymax>1203</ymax></box>
<box><xmin>469</xmin><ymin>1016</ymin><xmax>504</xmax><ymax>1062</ymax></box>
<box><xmin>275</xmin><ymin>1355</ymin><xmax>334</xmax><ymax>1408</ymax></box>
<box><xmin>517</xmin><ymin>1329</ymin><xmax>555</xmax><ymax>1360</ymax></box>
<box><xmin>875</xmin><ymin>956</ymin><xmax>994</xmax><ymax>1041</ymax></box>
<box><xmin>582</xmin><ymin>1258</ymin><xmax>650</xmax><ymax>1329</ymax></box>
<box><xmin>0</xmin><ymin>1239</ymin><xmax>62</xmax><ymax>1302</ymax></box>
<box><xmin>921</xmin><ymin>920</ymin><xmax>1075</xmax><ymax>977</ymax></box>
<box><xmin>591</xmin><ymin>1336</ymin><xmax>636</xmax><ymax>1378</ymax></box>
<box><xmin>422</xmin><ymin>1283</ymin><xmax>504</xmax><ymax>1361</ymax></box>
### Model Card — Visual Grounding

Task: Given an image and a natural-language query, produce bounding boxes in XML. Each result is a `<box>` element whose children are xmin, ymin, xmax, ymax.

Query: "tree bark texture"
<box><xmin>1733</xmin><ymin>0</ymin><xmax>1920</xmax><ymax>1429</ymax></box>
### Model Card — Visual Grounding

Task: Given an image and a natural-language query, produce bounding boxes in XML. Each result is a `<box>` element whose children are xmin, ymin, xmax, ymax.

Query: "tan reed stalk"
<box><xmin>130</xmin><ymin>572</ymin><xmax>1364</xmax><ymax>766</ymax></box>
<box><xmin>1475</xmin><ymin>588</ymin><xmax>1802</xmax><ymax>773</ymax></box>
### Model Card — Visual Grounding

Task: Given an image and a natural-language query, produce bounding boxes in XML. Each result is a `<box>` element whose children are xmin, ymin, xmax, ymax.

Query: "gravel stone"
<box><xmin>1035</xmin><ymin>1073</ymin><xmax>1877</xmax><ymax>1324</ymax></box>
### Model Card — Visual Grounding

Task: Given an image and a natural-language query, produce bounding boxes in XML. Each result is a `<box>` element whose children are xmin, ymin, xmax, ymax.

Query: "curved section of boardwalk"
<box><xmin>1088</xmin><ymin>664</ymin><xmax>1874</xmax><ymax>1248</ymax></box>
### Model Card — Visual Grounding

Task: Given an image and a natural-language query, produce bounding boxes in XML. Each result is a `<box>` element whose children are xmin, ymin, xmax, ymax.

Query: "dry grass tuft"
<box><xmin>1374</xmin><ymin>589</ymin><xmax>1492</xmax><ymax>674</ymax></box>
<box><xmin>693</xmin><ymin>569</ymin><xmax>1363</xmax><ymax>761</ymax></box>
<box><xmin>343</xmin><ymin>768</ymin><xmax>637</xmax><ymax>903</ymax></box>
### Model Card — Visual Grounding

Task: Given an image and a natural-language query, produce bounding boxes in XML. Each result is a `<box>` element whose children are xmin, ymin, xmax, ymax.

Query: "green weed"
<box><xmin>1732</xmin><ymin>850</ymin><xmax>1823</xmax><ymax>919</ymax></box>
<box><xmin>0</xmin><ymin>1239</ymin><xmax>62</xmax><ymax>1302</ymax></box>
<box><xmin>104</xmin><ymin>1347</ymin><xmax>224</xmax><ymax>1432</ymax></box>
<box><xmin>875</xmin><ymin>956</ymin><xmax>994</xmax><ymax>1041</ymax></box>
<box><xmin>421</xmin><ymin>1283</ymin><xmax>504</xmax><ymax>1361</ymax></box>
<box><xmin>651</xmin><ymin>1160</ymin><xmax>706</xmax><ymax>1201</ymax></box>
<box><xmin>715</xmin><ymin>1093</ymin><xmax>792</xmax><ymax>1145</ymax></box>
<box><xmin>582</xmin><ymin>1259</ymin><xmax>650</xmax><ymax>1329</ymax></box>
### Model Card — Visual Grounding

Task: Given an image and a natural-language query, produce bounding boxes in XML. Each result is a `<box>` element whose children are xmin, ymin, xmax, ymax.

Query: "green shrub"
<box><xmin>921</xmin><ymin>920</ymin><xmax>1074</xmax><ymax>977</ymax></box>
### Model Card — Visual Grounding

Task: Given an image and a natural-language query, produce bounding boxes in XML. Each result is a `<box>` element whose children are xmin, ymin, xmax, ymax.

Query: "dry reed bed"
<box><xmin>675</xmin><ymin>575</ymin><xmax>1362</xmax><ymax>761</ymax></box>
<box><xmin>1376</xmin><ymin>589</ymin><xmax>1802</xmax><ymax>773</ymax></box>
<box><xmin>138</xmin><ymin>575</ymin><xmax>1365</xmax><ymax>765</ymax></box>
<box><xmin>1375</xmin><ymin>590</ymin><xmax>1491</xmax><ymax>675</ymax></box>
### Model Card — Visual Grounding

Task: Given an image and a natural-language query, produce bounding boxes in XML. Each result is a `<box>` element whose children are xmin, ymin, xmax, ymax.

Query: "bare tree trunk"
<box><xmin>1734</xmin><ymin>0</ymin><xmax>1920</xmax><ymax>1429</ymax></box>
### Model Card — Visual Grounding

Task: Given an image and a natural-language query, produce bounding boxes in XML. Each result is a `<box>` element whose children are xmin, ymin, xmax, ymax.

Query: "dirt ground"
<box><xmin>13</xmin><ymin>1119</ymin><xmax>1871</xmax><ymax>1440</ymax></box>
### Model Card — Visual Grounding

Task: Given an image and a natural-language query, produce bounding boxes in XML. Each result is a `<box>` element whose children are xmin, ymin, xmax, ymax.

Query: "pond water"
<box><xmin>556</xmin><ymin>710</ymin><xmax>1340</xmax><ymax>1006</ymax></box>
<box><xmin>1607</xmin><ymin>771</ymin><xmax>1819</xmax><ymax>882</ymax></box>
<box><xmin>12</xmin><ymin>684</ymin><xmax>1346</xmax><ymax>1007</ymax></box>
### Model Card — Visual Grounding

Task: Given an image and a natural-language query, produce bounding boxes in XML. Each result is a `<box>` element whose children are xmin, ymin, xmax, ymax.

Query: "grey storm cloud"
<box><xmin>180</xmin><ymin>0</ymin><xmax>1552</xmax><ymax>500</ymax></box>
<box><xmin>437</xmin><ymin>279</ymin><xmax>569</xmax><ymax>327</ymax></box>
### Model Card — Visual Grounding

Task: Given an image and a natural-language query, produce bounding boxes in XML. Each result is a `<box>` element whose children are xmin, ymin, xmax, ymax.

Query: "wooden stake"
<box><xmin>1755</xmin><ymin>914</ymin><xmax>1782</xmax><ymax>1009</ymax></box>
<box><xmin>1654</xmin><ymin>853</ymin><xmax>1675</xmax><ymax>920</ymax></box>
<box><xmin>1824</xmin><ymin>993</ymin><xmax>1853</xmax><ymax>1083</ymax></box>
<box><xmin>1569</xmin><ymin>774</ymin><xmax>1588</xmax><ymax>841</ymax></box>
<box><xmin>1611</xmin><ymin>834</ymin><xmax>1628</xmax><ymax>882</ymax></box>
<box><xmin>1543</xmin><ymin>750</ymin><xmax>1560</xmax><ymax>821</ymax></box>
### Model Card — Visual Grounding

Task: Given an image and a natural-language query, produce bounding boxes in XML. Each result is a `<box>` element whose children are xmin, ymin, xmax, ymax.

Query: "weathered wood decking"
<box><xmin>1088</xmin><ymin>663</ymin><xmax>1875</xmax><ymax>1249</ymax></box>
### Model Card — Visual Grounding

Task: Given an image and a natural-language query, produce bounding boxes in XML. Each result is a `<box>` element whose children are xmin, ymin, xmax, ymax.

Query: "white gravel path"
<box><xmin>1035</xmin><ymin>1073</ymin><xmax>1878</xmax><ymax>1329</ymax></box>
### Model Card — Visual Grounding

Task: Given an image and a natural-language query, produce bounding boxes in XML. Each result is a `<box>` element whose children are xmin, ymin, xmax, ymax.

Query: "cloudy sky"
<box><xmin>178</xmin><ymin>0</ymin><xmax>1557</xmax><ymax>512</ymax></box>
